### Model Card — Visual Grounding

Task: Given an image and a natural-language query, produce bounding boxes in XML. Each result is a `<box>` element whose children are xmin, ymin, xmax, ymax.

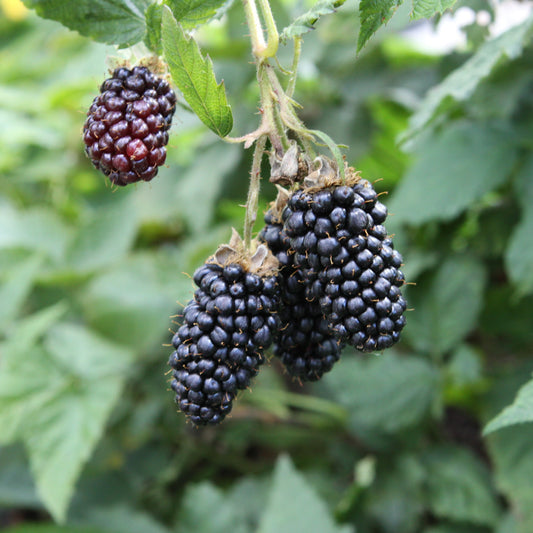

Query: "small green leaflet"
<box><xmin>164</xmin><ymin>0</ymin><xmax>233</xmax><ymax>30</ymax></box>
<box><xmin>484</xmin><ymin>378</ymin><xmax>533</xmax><ymax>434</ymax></box>
<box><xmin>20</xmin><ymin>0</ymin><xmax>150</xmax><ymax>47</ymax></box>
<box><xmin>357</xmin><ymin>0</ymin><xmax>402</xmax><ymax>52</ymax></box>
<box><xmin>411</xmin><ymin>0</ymin><xmax>456</xmax><ymax>20</ymax></box>
<box><xmin>162</xmin><ymin>6</ymin><xmax>233</xmax><ymax>138</ymax></box>
<box><xmin>279</xmin><ymin>0</ymin><xmax>346</xmax><ymax>43</ymax></box>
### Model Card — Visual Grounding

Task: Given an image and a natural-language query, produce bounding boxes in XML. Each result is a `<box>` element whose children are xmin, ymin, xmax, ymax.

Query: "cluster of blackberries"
<box><xmin>283</xmin><ymin>177</ymin><xmax>407</xmax><ymax>352</ymax></box>
<box><xmin>83</xmin><ymin>65</ymin><xmax>176</xmax><ymax>186</ymax></box>
<box><xmin>260</xmin><ymin>169</ymin><xmax>407</xmax><ymax>382</ymax></box>
<box><xmin>168</xmin><ymin>260</ymin><xmax>280</xmax><ymax>426</ymax></box>
<box><xmin>260</xmin><ymin>210</ymin><xmax>343</xmax><ymax>382</ymax></box>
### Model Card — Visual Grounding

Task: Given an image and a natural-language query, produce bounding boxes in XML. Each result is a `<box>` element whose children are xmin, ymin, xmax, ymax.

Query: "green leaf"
<box><xmin>506</xmin><ymin>210</ymin><xmax>533</xmax><ymax>295</ymax></box>
<box><xmin>390</xmin><ymin>121</ymin><xmax>517</xmax><ymax>225</ymax></box>
<box><xmin>0</xmin><ymin>205</ymin><xmax>71</xmax><ymax>262</ymax></box>
<box><xmin>165</xmin><ymin>0</ymin><xmax>232</xmax><ymax>30</ymax></box>
<box><xmin>161</xmin><ymin>6</ymin><xmax>233</xmax><ymax>137</ymax></box>
<box><xmin>175</xmin><ymin>143</ymin><xmax>241</xmax><ymax>233</ymax></box>
<box><xmin>144</xmin><ymin>3</ymin><xmax>163</xmax><ymax>55</ymax></box>
<box><xmin>488</xmin><ymin>425</ymin><xmax>533</xmax><ymax>533</ymax></box>
<box><xmin>21</xmin><ymin>0</ymin><xmax>151</xmax><ymax>46</ymax></box>
<box><xmin>357</xmin><ymin>0</ymin><xmax>402</xmax><ymax>53</ymax></box>
<box><xmin>280</xmin><ymin>0</ymin><xmax>346</xmax><ymax>43</ymax></box>
<box><xmin>447</xmin><ymin>344</ymin><xmax>482</xmax><ymax>387</ymax></box>
<box><xmin>411</xmin><ymin>0</ymin><xmax>457</xmax><ymax>20</ymax></box>
<box><xmin>320</xmin><ymin>355</ymin><xmax>440</xmax><ymax>433</ymax></box>
<box><xmin>366</xmin><ymin>454</ymin><xmax>426</xmax><ymax>532</ymax></box>
<box><xmin>258</xmin><ymin>455</ymin><xmax>353</xmax><ymax>533</ymax></box>
<box><xmin>506</xmin><ymin>154</ymin><xmax>533</xmax><ymax>294</ymax></box>
<box><xmin>0</xmin><ymin>254</ymin><xmax>43</xmax><ymax>332</ymax></box>
<box><xmin>0</xmin><ymin>323</ymin><xmax>133</xmax><ymax>522</ymax></box>
<box><xmin>425</xmin><ymin>447</ymin><xmax>500</xmax><ymax>526</ymax></box>
<box><xmin>65</xmin><ymin>196</ymin><xmax>139</xmax><ymax>274</ymax></box>
<box><xmin>177</xmin><ymin>483</ymin><xmax>248</xmax><ymax>533</ymax></box>
<box><xmin>401</xmin><ymin>15</ymin><xmax>533</xmax><ymax>143</ymax></box>
<box><xmin>484</xmin><ymin>378</ymin><xmax>533</xmax><ymax>434</ymax></box>
<box><xmin>81</xmin><ymin>254</ymin><xmax>189</xmax><ymax>352</ymax></box>
<box><xmin>405</xmin><ymin>256</ymin><xmax>486</xmax><ymax>357</ymax></box>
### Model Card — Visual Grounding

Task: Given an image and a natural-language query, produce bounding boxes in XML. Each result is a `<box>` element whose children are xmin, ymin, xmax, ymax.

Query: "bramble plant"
<box><xmin>3</xmin><ymin>0</ymin><xmax>533</xmax><ymax>531</ymax></box>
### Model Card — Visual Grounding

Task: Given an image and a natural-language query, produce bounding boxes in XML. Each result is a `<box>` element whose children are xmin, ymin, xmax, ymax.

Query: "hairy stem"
<box><xmin>244</xmin><ymin>135</ymin><xmax>267</xmax><ymax>249</ymax></box>
<box><xmin>286</xmin><ymin>37</ymin><xmax>301</xmax><ymax>98</ymax></box>
<box><xmin>242</xmin><ymin>0</ymin><xmax>266</xmax><ymax>58</ymax></box>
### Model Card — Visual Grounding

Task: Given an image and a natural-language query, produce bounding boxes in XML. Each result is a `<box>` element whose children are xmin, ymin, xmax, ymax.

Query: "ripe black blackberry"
<box><xmin>260</xmin><ymin>204</ymin><xmax>342</xmax><ymax>381</ymax></box>
<box><xmin>83</xmin><ymin>65</ymin><xmax>176</xmax><ymax>186</ymax></box>
<box><xmin>168</xmin><ymin>242</ymin><xmax>280</xmax><ymax>426</ymax></box>
<box><xmin>283</xmin><ymin>164</ymin><xmax>407</xmax><ymax>352</ymax></box>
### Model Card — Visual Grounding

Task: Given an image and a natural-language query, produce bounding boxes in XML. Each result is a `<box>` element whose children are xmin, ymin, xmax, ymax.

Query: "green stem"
<box><xmin>243</xmin><ymin>135</ymin><xmax>267</xmax><ymax>249</ymax></box>
<box><xmin>286</xmin><ymin>37</ymin><xmax>301</xmax><ymax>98</ymax></box>
<box><xmin>242</xmin><ymin>0</ymin><xmax>266</xmax><ymax>58</ymax></box>
<box><xmin>257</xmin><ymin>0</ymin><xmax>279</xmax><ymax>58</ymax></box>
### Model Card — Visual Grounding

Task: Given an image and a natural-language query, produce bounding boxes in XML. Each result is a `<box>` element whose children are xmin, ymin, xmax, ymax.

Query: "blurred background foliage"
<box><xmin>1</xmin><ymin>0</ymin><xmax>533</xmax><ymax>532</ymax></box>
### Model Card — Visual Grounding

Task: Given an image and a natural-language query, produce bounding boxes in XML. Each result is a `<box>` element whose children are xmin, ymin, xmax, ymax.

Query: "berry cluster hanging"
<box><xmin>82</xmin><ymin>0</ymin><xmax>407</xmax><ymax>428</ymax></box>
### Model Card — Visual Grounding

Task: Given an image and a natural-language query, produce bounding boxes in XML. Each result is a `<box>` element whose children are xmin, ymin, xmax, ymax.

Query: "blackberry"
<box><xmin>260</xmin><ymin>205</ymin><xmax>342</xmax><ymax>381</ymax></box>
<box><xmin>83</xmin><ymin>65</ymin><xmax>176</xmax><ymax>186</ymax></box>
<box><xmin>283</xmin><ymin>165</ymin><xmax>407</xmax><ymax>352</ymax></box>
<box><xmin>168</xmin><ymin>245</ymin><xmax>280</xmax><ymax>426</ymax></box>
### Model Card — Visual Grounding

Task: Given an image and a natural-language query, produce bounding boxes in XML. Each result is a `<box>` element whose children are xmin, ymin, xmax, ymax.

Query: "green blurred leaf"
<box><xmin>65</xmin><ymin>196</ymin><xmax>139</xmax><ymax>274</ymax></box>
<box><xmin>177</xmin><ymin>482</ymin><xmax>248</xmax><ymax>533</ymax></box>
<box><xmin>411</xmin><ymin>0</ymin><xmax>457</xmax><ymax>20</ymax></box>
<box><xmin>425</xmin><ymin>446</ymin><xmax>500</xmax><ymax>526</ymax></box>
<box><xmin>506</xmin><ymin>154</ymin><xmax>533</xmax><ymax>294</ymax></box>
<box><xmin>165</xmin><ymin>0</ymin><xmax>232</xmax><ymax>29</ymax></box>
<box><xmin>488</xmin><ymin>425</ymin><xmax>533</xmax><ymax>533</ymax></box>
<box><xmin>0</xmin><ymin>205</ymin><xmax>71</xmax><ymax>261</ymax></box>
<box><xmin>258</xmin><ymin>455</ymin><xmax>353</xmax><ymax>533</ymax></box>
<box><xmin>81</xmin><ymin>254</ymin><xmax>189</xmax><ymax>351</ymax></box>
<box><xmin>484</xmin><ymin>378</ymin><xmax>533</xmax><ymax>434</ymax></box>
<box><xmin>390</xmin><ymin>121</ymin><xmax>517</xmax><ymax>225</ymax></box>
<box><xmin>447</xmin><ymin>344</ymin><xmax>482</xmax><ymax>387</ymax></box>
<box><xmin>176</xmin><ymin>143</ymin><xmax>241</xmax><ymax>233</ymax></box>
<box><xmin>21</xmin><ymin>0</ymin><xmax>150</xmax><ymax>46</ymax></box>
<box><xmin>162</xmin><ymin>6</ymin><xmax>233</xmax><ymax>137</ymax></box>
<box><xmin>357</xmin><ymin>0</ymin><xmax>402</xmax><ymax>53</ymax></box>
<box><xmin>0</xmin><ymin>323</ymin><xmax>133</xmax><ymax>522</ymax></box>
<box><xmin>0</xmin><ymin>254</ymin><xmax>43</xmax><ymax>332</ymax></box>
<box><xmin>366</xmin><ymin>454</ymin><xmax>426</xmax><ymax>533</ymax></box>
<box><xmin>280</xmin><ymin>0</ymin><xmax>345</xmax><ymax>43</ymax></box>
<box><xmin>320</xmin><ymin>355</ymin><xmax>440</xmax><ymax>433</ymax></box>
<box><xmin>401</xmin><ymin>15</ymin><xmax>533</xmax><ymax>143</ymax></box>
<box><xmin>405</xmin><ymin>255</ymin><xmax>486</xmax><ymax>356</ymax></box>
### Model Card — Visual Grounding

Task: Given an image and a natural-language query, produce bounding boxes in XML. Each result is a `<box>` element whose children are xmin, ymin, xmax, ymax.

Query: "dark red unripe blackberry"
<box><xmin>168</xmin><ymin>247</ymin><xmax>280</xmax><ymax>427</ymax></box>
<box><xmin>260</xmin><ymin>206</ymin><xmax>342</xmax><ymax>381</ymax></box>
<box><xmin>83</xmin><ymin>65</ymin><xmax>176</xmax><ymax>186</ymax></box>
<box><xmin>283</xmin><ymin>167</ymin><xmax>407</xmax><ymax>353</ymax></box>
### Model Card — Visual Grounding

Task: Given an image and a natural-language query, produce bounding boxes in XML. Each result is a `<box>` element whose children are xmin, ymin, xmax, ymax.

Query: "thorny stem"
<box><xmin>244</xmin><ymin>135</ymin><xmax>267</xmax><ymax>249</ymax></box>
